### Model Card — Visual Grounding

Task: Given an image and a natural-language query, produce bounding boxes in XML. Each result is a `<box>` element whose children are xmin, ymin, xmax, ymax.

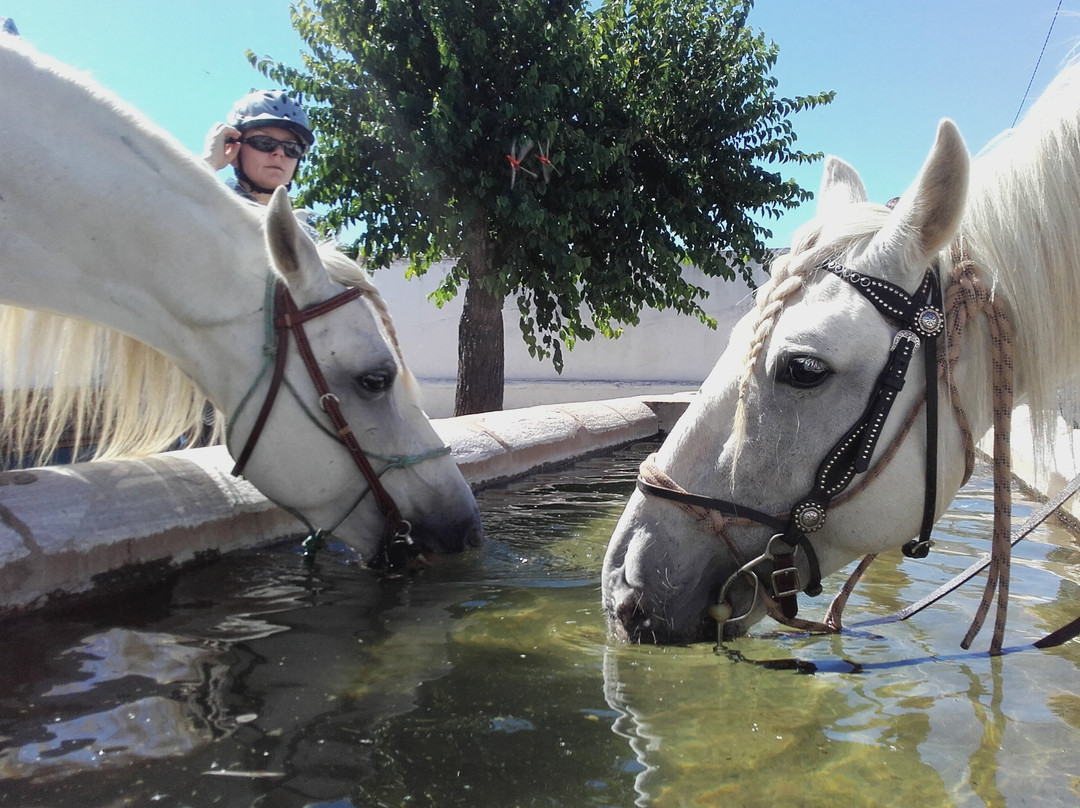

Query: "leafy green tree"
<box><xmin>251</xmin><ymin>0</ymin><xmax>832</xmax><ymax>415</ymax></box>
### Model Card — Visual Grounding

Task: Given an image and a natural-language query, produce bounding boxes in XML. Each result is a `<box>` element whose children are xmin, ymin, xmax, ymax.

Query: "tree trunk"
<box><xmin>454</xmin><ymin>223</ymin><xmax>505</xmax><ymax>416</ymax></box>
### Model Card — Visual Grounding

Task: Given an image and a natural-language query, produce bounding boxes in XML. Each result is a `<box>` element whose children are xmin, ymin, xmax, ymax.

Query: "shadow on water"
<box><xmin>1</xmin><ymin>441</ymin><xmax>1080</xmax><ymax>807</ymax></box>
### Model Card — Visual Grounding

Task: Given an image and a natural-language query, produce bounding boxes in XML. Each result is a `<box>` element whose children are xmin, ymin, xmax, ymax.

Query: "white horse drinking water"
<box><xmin>604</xmin><ymin>62</ymin><xmax>1080</xmax><ymax>654</ymax></box>
<box><xmin>0</xmin><ymin>36</ymin><xmax>482</xmax><ymax>567</ymax></box>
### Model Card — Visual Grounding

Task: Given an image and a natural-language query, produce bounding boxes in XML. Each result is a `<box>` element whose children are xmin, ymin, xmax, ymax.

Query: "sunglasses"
<box><xmin>236</xmin><ymin>134</ymin><xmax>306</xmax><ymax>160</ymax></box>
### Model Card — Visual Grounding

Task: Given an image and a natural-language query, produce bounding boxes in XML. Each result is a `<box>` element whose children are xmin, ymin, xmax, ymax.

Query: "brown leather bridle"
<box><xmin>228</xmin><ymin>278</ymin><xmax>449</xmax><ymax>572</ymax></box>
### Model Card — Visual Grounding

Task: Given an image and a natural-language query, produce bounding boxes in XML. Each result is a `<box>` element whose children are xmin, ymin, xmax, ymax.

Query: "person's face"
<box><xmin>237</xmin><ymin>125</ymin><xmax>304</xmax><ymax>191</ymax></box>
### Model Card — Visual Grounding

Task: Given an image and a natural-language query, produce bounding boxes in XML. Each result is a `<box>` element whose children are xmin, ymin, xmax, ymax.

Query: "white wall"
<box><xmin>371</xmin><ymin>258</ymin><xmax>767</xmax><ymax>417</ymax></box>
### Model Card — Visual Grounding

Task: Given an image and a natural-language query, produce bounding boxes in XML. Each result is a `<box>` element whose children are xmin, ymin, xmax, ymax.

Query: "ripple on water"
<box><xmin>0</xmin><ymin>449</ymin><xmax>1079</xmax><ymax>807</ymax></box>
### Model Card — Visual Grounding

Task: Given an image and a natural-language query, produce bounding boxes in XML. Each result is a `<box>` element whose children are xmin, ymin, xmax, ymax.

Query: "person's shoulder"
<box><xmin>293</xmin><ymin>207</ymin><xmax>326</xmax><ymax>241</ymax></box>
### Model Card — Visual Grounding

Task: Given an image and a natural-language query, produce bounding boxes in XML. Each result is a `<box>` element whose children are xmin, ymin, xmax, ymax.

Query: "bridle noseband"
<box><xmin>228</xmin><ymin>277</ymin><xmax>450</xmax><ymax>573</ymax></box>
<box><xmin>637</xmin><ymin>260</ymin><xmax>946</xmax><ymax>619</ymax></box>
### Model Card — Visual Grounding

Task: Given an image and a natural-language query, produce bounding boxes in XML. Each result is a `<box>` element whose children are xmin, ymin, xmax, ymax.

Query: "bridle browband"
<box><xmin>636</xmin><ymin>259</ymin><xmax>946</xmax><ymax>619</ymax></box>
<box><xmin>228</xmin><ymin>277</ymin><xmax>450</xmax><ymax>572</ymax></box>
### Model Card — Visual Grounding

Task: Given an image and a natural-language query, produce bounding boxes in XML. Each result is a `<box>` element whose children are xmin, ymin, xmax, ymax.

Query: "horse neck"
<box><xmin>0</xmin><ymin>38</ymin><xmax>269</xmax><ymax>407</ymax></box>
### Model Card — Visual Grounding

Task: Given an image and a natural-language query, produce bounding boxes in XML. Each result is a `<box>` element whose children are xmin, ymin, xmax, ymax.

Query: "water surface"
<box><xmin>1</xmin><ymin>441</ymin><xmax>1078</xmax><ymax>807</ymax></box>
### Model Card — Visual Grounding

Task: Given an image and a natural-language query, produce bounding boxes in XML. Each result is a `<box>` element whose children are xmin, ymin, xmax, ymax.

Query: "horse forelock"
<box><xmin>318</xmin><ymin>248</ymin><xmax>421</xmax><ymax>401</ymax></box>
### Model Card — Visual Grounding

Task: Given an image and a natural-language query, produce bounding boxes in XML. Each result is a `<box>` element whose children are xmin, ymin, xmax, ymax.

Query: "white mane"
<box><xmin>0</xmin><ymin>307</ymin><xmax>217</xmax><ymax>465</ymax></box>
<box><xmin>959</xmin><ymin>62</ymin><xmax>1080</xmax><ymax>453</ymax></box>
<box><xmin>0</xmin><ymin>246</ymin><xmax>415</xmax><ymax>468</ymax></box>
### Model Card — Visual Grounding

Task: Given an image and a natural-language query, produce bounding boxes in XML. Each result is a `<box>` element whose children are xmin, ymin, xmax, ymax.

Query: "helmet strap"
<box><xmin>234</xmin><ymin>152</ymin><xmax>295</xmax><ymax>196</ymax></box>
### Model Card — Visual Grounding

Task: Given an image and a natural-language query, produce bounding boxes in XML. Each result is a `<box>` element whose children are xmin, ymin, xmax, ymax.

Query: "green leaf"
<box><xmin>258</xmin><ymin>0</ymin><xmax>831</xmax><ymax>389</ymax></box>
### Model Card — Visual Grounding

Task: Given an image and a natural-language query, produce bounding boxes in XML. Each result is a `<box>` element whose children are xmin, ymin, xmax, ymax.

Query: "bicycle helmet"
<box><xmin>227</xmin><ymin>90</ymin><xmax>314</xmax><ymax>146</ymax></box>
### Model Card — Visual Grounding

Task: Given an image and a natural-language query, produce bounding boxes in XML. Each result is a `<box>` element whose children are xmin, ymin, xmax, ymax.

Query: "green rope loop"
<box><xmin>301</xmin><ymin>529</ymin><xmax>327</xmax><ymax>564</ymax></box>
<box><xmin>367</xmin><ymin>445</ymin><xmax>452</xmax><ymax>469</ymax></box>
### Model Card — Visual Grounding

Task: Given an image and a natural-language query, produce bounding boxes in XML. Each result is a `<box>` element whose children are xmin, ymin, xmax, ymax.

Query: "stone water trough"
<box><xmin>3</xmin><ymin>391</ymin><xmax>1078</xmax><ymax>620</ymax></box>
<box><xmin>0</xmin><ymin>395</ymin><xmax>691</xmax><ymax>619</ymax></box>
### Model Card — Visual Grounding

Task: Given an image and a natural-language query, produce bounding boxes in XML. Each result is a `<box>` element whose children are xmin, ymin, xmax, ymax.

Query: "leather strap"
<box><xmin>229</xmin><ymin>281</ymin><xmax>415</xmax><ymax>570</ymax></box>
<box><xmin>282</xmin><ymin>287</ymin><xmax>404</xmax><ymax>527</ymax></box>
<box><xmin>230</xmin><ymin>287</ymin><xmax>294</xmax><ymax>477</ymax></box>
<box><xmin>906</xmin><ymin>318</ymin><xmax>940</xmax><ymax>559</ymax></box>
<box><xmin>635</xmin><ymin>477</ymin><xmax>787</xmax><ymax>532</ymax></box>
<box><xmin>231</xmin><ymin>284</ymin><xmax>362</xmax><ymax>477</ymax></box>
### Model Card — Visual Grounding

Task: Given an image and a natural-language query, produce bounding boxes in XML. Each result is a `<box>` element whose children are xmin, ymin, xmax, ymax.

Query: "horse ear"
<box><xmin>265</xmin><ymin>187</ymin><xmax>331</xmax><ymax>304</ymax></box>
<box><xmin>874</xmin><ymin>119</ymin><xmax>969</xmax><ymax>267</ymax></box>
<box><xmin>817</xmin><ymin>156</ymin><xmax>869</xmax><ymax>216</ymax></box>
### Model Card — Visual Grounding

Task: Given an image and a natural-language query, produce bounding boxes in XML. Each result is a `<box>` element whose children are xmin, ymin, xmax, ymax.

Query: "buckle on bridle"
<box><xmin>891</xmin><ymin>329</ymin><xmax>920</xmax><ymax>351</ymax></box>
<box><xmin>771</xmin><ymin>563</ymin><xmax>802</xmax><ymax>600</ymax></box>
<box><xmin>902</xmin><ymin>536</ymin><xmax>933</xmax><ymax>559</ymax></box>
<box><xmin>375</xmin><ymin>519</ymin><xmax>426</xmax><ymax>575</ymax></box>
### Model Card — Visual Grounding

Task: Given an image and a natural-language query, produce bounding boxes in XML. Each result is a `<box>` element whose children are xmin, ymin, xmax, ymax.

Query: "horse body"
<box><xmin>0</xmin><ymin>35</ymin><xmax>481</xmax><ymax>559</ymax></box>
<box><xmin>603</xmin><ymin>62</ymin><xmax>1080</xmax><ymax>645</ymax></box>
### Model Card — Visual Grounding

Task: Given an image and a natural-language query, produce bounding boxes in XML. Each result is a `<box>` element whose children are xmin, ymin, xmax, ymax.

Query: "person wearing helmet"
<box><xmin>203</xmin><ymin>90</ymin><xmax>314</xmax><ymax>206</ymax></box>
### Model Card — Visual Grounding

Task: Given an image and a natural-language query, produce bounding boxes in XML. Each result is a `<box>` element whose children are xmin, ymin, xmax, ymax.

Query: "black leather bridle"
<box><xmin>636</xmin><ymin>260</ymin><xmax>946</xmax><ymax>618</ymax></box>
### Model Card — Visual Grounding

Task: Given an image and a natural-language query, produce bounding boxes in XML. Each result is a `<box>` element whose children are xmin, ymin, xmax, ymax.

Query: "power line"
<box><xmin>1013</xmin><ymin>0</ymin><xmax>1063</xmax><ymax>126</ymax></box>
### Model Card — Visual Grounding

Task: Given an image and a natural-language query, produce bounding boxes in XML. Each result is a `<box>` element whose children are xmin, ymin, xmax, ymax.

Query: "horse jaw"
<box><xmin>603</xmin><ymin>120</ymin><xmax>974</xmax><ymax>645</ymax></box>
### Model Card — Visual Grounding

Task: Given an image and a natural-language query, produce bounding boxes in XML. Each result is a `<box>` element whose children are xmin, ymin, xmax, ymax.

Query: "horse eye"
<box><xmin>356</xmin><ymin>369</ymin><xmax>394</xmax><ymax>395</ymax></box>
<box><xmin>781</xmin><ymin>356</ymin><xmax>832</xmax><ymax>388</ymax></box>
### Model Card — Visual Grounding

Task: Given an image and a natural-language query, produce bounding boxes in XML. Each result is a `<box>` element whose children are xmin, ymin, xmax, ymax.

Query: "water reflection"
<box><xmin>0</xmin><ymin>574</ymin><xmax>303</xmax><ymax>784</ymax></box>
<box><xmin>0</xmin><ymin>446</ymin><xmax>1078</xmax><ymax>807</ymax></box>
<box><xmin>596</xmin><ymin>474</ymin><xmax>1080</xmax><ymax>808</ymax></box>
<box><xmin>1</xmin><ymin>695</ymin><xmax>211</xmax><ymax>779</ymax></box>
<box><xmin>600</xmin><ymin>638</ymin><xmax>1080</xmax><ymax>808</ymax></box>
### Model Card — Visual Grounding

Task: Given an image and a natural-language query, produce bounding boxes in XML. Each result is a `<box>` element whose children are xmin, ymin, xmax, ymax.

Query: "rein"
<box><xmin>848</xmin><ymin>469</ymin><xmax>1080</xmax><ymax>648</ymax></box>
<box><xmin>228</xmin><ymin>276</ymin><xmax>449</xmax><ymax>572</ymax></box>
<box><xmin>824</xmin><ymin>256</ymin><xmax>1027</xmax><ymax>653</ymax></box>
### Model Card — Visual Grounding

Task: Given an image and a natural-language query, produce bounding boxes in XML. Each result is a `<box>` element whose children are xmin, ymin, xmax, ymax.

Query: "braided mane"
<box><xmin>729</xmin><ymin>207</ymin><xmax>892</xmax><ymax>477</ymax></box>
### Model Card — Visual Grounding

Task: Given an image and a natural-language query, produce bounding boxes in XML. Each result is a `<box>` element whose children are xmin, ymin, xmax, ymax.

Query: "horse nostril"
<box><xmin>464</xmin><ymin>522</ymin><xmax>484</xmax><ymax>548</ymax></box>
<box><xmin>614</xmin><ymin>596</ymin><xmax>655</xmax><ymax>643</ymax></box>
<box><xmin>616</xmin><ymin>597</ymin><xmax>643</xmax><ymax>628</ymax></box>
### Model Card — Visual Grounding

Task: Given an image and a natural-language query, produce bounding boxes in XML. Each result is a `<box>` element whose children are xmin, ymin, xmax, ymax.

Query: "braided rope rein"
<box><xmin>813</xmin><ymin>255</ymin><xmax>1016</xmax><ymax>653</ymax></box>
<box><xmin>952</xmin><ymin>255</ymin><xmax>1015</xmax><ymax>653</ymax></box>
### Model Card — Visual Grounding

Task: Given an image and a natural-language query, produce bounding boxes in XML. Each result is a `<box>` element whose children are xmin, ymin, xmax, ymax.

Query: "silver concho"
<box><xmin>793</xmin><ymin>501</ymin><xmax>826</xmax><ymax>533</ymax></box>
<box><xmin>914</xmin><ymin>306</ymin><xmax>944</xmax><ymax>337</ymax></box>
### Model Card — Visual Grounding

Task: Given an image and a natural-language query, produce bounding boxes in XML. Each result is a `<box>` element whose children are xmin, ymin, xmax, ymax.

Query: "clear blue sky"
<box><xmin>3</xmin><ymin>1</ymin><xmax>1076</xmax><ymax>247</ymax></box>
